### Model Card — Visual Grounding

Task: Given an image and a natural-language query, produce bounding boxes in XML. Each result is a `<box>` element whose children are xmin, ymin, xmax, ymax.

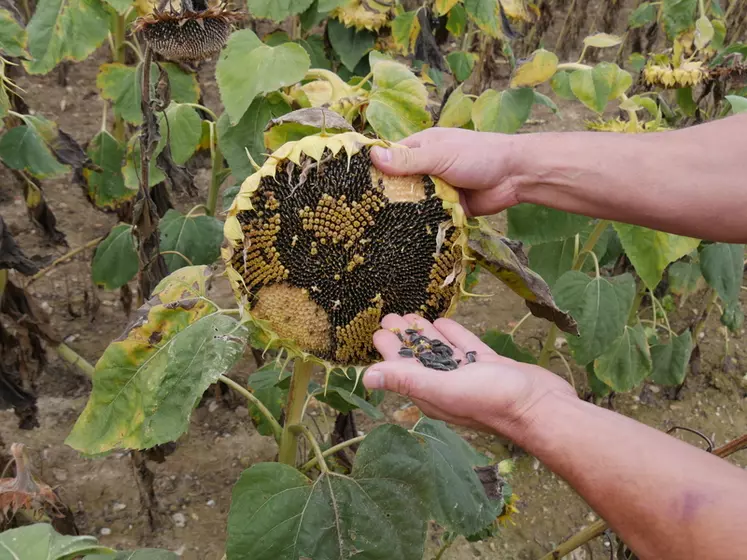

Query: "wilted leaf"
<box><xmin>226</xmin><ymin>425</ymin><xmax>430</xmax><ymax>560</ymax></box>
<box><xmin>24</xmin><ymin>0</ymin><xmax>110</xmax><ymax>74</ymax></box>
<box><xmin>463</xmin><ymin>0</ymin><xmax>501</xmax><ymax>37</ymax></box>
<box><xmin>554</xmin><ymin>271</ymin><xmax>637</xmax><ymax>365</ymax></box>
<box><xmin>468</xmin><ymin>222</ymin><xmax>579</xmax><ymax>335</ymax></box>
<box><xmin>159</xmin><ymin>209</ymin><xmax>223</xmax><ymax>272</ymax></box>
<box><xmin>246</xmin><ymin>0</ymin><xmax>314</xmax><ymax>21</ymax></box>
<box><xmin>510</xmin><ymin>49</ymin><xmax>558</xmax><ymax>88</ymax></box>
<box><xmin>264</xmin><ymin>107</ymin><xmax>354</xmax><ymax>151</ymax></box>
<box><xmin>91</xmin><ymin>224</ymin><xmax>138</xmax><ymax>290</ymax></box>
<box><xmin>472</xmin><ymin>88</ymin><xmax>534</xmax><ymax>134</ymax></box>
<box><xmin>662</xmin><ymin>0</ymin><xmax>697</xmax><ymax>39</ymax></box>
<box><xmin>481</xmin><ymin>330</ymin><xmax>537</xmax><ymax>363</ymax></box>
<box><xmin>327</xmin><ymin>18</ymin><xmax>375</xmax><ymax>71</ymax></box>
<box><xmin>0</xmin><ymin>524</ymin><xmax>112</xmax><ymax>559</ymax></box>
<box><xmin>613</xmin><ymin>223</ymin><xmax>701</xmax><ymax>290</ymax></box>
<box><xmin>392</xmin><ymin>10</ymin><xmax>420</xmax><ymax>55</ymax></box>
<box><xmin>122</xmin><ymin>132</ymin><xmax>166</xmax><ymax>189</ymax></box>
<box><xmin>628</xmin><ymin>2</ymin><xmax>657</xmax><ymax>28</ymax></box>
<box><xmin>217</xmin><ymin>29</ymin><xmax>310</xmax><ymax>125</ymax></box>
<box><xmin>22</xmin><ymin>180</ymin><xmax>66</xmax><ymax>245</ymax></box>
<box><xmin>726</xmin><ymin>95</ymin><xmax>747</xmax><ymax>114</ymax></box>
<box><xmin>667</xmin><ymin>260</ymin><xmax>702</xmax><ymax>297</ymax></box>
<box><xmin>98</xmin><ymin>62</ymin><xmax>200</xmax><ymax>125</ymax></box>
<box><xmin>0</xmin><ymin>125</ymin><xmax>68</xmax><ymax>178</ymax></box>
<box><xmin>0</xmin><ymin>216</ymin><xmax>39</xmax><ymax>276</ymax></box>
<box><xmin>569</xmin><ymin>63</ymin><xmax>632</xmax><ymax>113</ymax></box>
<box><xmin>160</xmin><ymin>103</ymin><xmax>202</xmax><ymax>165</ymax></box>
<box><xmin>508</xmin><ymin>205</ymin><xmax>592</xmax><ymax>245</ymax></box>
<box><xmin>66</xmin><ymin>266</ymin><xmax>249</xmax><ymax>454</ymax></box>
<box><xmin>413</xmin><ymin>418</ymin><xmax>498</xmax><ymax>534</ymax></box>
<box><xmin>218</xmin><ymin>96</ymin><xmax>291</xmax><ymax>183</ymax></box>
<box><xmin>83</xmin><ymin>130</ymin><xmax>135</xmax><ymax>210</ymax></box>
<box><xmin>594</xmin><ymin>324</ymin><xmax>652</xmax><ymax>392</ymax></box>
<box><xmin>650</xmin><ymin>331</ymin><xmax>692</xmax><ymax>386</ymax></box>
<box><xmin>583</xmin><ymin>33</ymin><xmax>624</xmax><ymax>48</ymax></box>
<box><xmin>366</xmin><ymin>59</ymin><xmax>432</xmax><ymax>141</ymax></box>
<box><xmin>699</xmin><ymin>243</ymin><xmax>744</xmax><ymax>304</ymax></box>
<box><xmin>0</xmin><ymin>9</ymin><xmax>28</xmax><ymax>58</ymax></box>
<box><xmin>437</xmin><ymin>85</ymin><xmax>473</xmax><ymax>128</ymax></box>
<box><xmin>446</xmin><ymin>50</ymin><xmax>477</xmax><ymax>82</ymax></box>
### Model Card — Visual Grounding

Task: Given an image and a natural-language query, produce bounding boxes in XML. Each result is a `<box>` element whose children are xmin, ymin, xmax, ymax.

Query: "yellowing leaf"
<box><xmin>435</xmin><ymin>0</ymin><xmax>462</xmax><ymax>15</ymax></box>
<box><xmin>694</xmin><ymin>15</ymin><xmax>714</xmax><ymax>49</ymax></box>
<box><xmin>472</xmin><ymin>88</ymin><xmax>534</xmax><ymax>134</ymax></box>
<box><xmin>437</xmin><ymin>85</ymin><xmax>473</xmax><ymax>128</ymax></box>
<box><xmin>583</xmin><ymin>33</ymin><xmax>624</xmax><ymax>48</ymax></box>
<box><xmin>510</xmin><ymin>49</ymin><xmax>558</xmax><ymax>88</ymax></box>
<box><xmin>391</xmin><ymin>10</ymin><xmax>420</xmax><ymax>55</ymax></box>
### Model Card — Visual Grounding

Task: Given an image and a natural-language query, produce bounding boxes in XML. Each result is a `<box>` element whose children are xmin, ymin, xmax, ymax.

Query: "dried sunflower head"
<box><xmin>134</xmin><ymin>2</ymin><xmax>244</xmax><ymax>61</ymax></box>
<box><xmin>332</xmin><ymin>0</ymin><xmax>394</xmax><ymax>32</ymax></box>
<box><xmin>223</xmin><ymin>132</ymin><xmax>468</xmax><ymax>371</ymax></box>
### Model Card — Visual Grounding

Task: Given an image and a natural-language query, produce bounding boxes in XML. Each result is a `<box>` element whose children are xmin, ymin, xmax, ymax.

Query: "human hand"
<box><xmin>370</xmin><ymin>128</ymin><xmax>522</xmax><ymax>217</ymax></box>
<box><xmin>363</xmin><ymin>313</ymin><xmax>577</xmax><ymax>437</ymax></box>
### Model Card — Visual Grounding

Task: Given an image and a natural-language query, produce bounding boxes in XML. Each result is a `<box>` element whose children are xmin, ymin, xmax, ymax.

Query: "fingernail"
<box><xmin>372</xmin><ymin>146</ymin><xmax>392</xmax><ymax>163</ymax></box>
<box><xmin>364</xmin><ymin>369</ymin><xmax>384</xmax><ymax>389</ymax></box>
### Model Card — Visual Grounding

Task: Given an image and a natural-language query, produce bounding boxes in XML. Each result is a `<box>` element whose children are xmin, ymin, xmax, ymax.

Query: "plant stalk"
<box><xmin>627</xmin><ymin>280</ymin><xmax>647</xmax><ymax>326</ymax></box>
<box><xmin>112</xmin><ymin>14</ymin><xmax>127</xmax><ymax>143</ymax></box>
<box><xmin>692</xmin><ymin>289</ymin><xmax>718</xmax><ymax>343</ymax></box>
<box><xmin>278</xmin><ymin>359</ymin><xmax>314</xmax><ymax>466</ymax></box>
<box><xmin>219</xmin><ymin>375</ymin><xmax>282</xmax><ymax>440</ymax></box>
<box><xmin>289</xmin><ymin>424</ymin><xmax>329</xmax><ymax>473</ymax></box>
<box><xmin>300</xmin><ymin>434</ymin><xmax>367</xmax><ymax>471</ymax></box>
<box><xmin>26</xmin><ymin>236</ymin><xmax>104</xmax><ymax>286</ymax></box>
<box><xmin>539</xmin><ymin>220</ymin><xmax>610</xmax><ymax>367</ymax></box>
<box><xmin>205</xmin><ymin>123</ymin><xmax>224</xmax><ymax>216</ymax></box>
<box><xmin>56</xmin><ymin>343</ymin><xmax>95</xmax><ymax>378</ymax></box>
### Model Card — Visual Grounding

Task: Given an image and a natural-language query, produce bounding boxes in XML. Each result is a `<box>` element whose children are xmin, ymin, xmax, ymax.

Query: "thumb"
<box><xmin>363</xmin><ymin>361</ymin><xmax>440</xmax><ymax>400</ymax></box>
<box><xmin>370</xmin><ymin>145</ymin><xmax>441</xmax><ymax>177</ymax></box>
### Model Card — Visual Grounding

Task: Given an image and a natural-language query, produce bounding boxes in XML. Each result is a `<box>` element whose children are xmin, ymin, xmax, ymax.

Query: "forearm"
<box><xmin>511</xmin><ymin>114</ymin><xmax>747</xmax><ymax>243</ymax></box>
<box><xmin>506</xmin><ymin>392</ymin><xmax>747</xmax><ymax>559</ymax></box>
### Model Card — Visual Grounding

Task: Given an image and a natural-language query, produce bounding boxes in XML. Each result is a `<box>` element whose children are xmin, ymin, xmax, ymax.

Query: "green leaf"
<box><xmin>217</xmin><ymin>29</ymin><xmax>310</xmax><ymax>125</ymax></box>
<box><xmin>366</xmin><ymin>59</ymin><xmax>432</xmax><ymax>141</ymax></box>
<box><xmin>0</xmin><ymin>9</ymin><xmax>29</xmax><ymax>58</ymax></box>
<box><xmin>413</xmin><ymin>418</ymin><xmax>498</xmax><ymax>535</ymax></box>
<box><xmin>662</xmin><ymin>0</ymin><xmax>698</xmax><ymax>39</ymax></box>
<box><xmin>586</xmin><ymin>362</ymin><xmax>612</xmax><ymax>396</ymax></box>
<box><xmin>699</xmin><ymin>243</ymin><xmax>744</xmax><ymax>304</ymax></box>
<box><xmin>0</xmin><ymin>524</ymin><xmax>112</xmax><ymax>560</ymax></box>
<box><xmin>510</xmin><ymin>49</ymin><xmax>559</xmax><ymax>88</ymax></box>
<box><xmin>86</xmin><ymin>550</ymin><xmax>179</xmax><ymax>560</ymax></box>
<box><xmin>446</xmin><ymin>50</ymin><xmax>476</xmax><ymax>82</ymax></box>
<box><xmin>159</xmin><ymin>209</ymin><xmax>224</xmax><ymax>272</ymax></box>
<box><xmin>613</xmin><ymin>223</ymin><xmax>701</xmax><ymax>289</ymax></box>
<box><xmin>694</xmin><ymin>15</ymin><xmax>714</xmax><ymax>49</ymax></box>
<box><xmin>721</xmin><ymin>300</ymin><xmax>744</xmax><ymax>332</ymax></box>
<box><xmin>327</xmin><ymin>18</ymin><xmax>375</xmax><ymax>72</ymax></box>
<box><xmin>160</xmin><ymin>103</ymin><xmax>202</xmax><ymax>165</ymax></box>
<box><xmin>66</xmin><ymin>267</ymin><xmax>249</xmax><ymax>454</ymax></box>
<box><xmin>628</xmin><ymin>52</ymin><xmax>647</xmax><ymax>72</ymax></box>
<box><xmin>570</xmin><ymin>63</ymin><xmax>632</xmax><ymax>114</ymax></box>
<box><xmin>122</xmin><ymin>132</ymin><xmax>166</xmax><ymax>189</ymax></box>
<box><xmin>472</xmin><ymin>88</ymin><xmax>534</xmax><ymax>134</ymax></box>
<box><xmin>0</xmin><ymin>125</ymin><xmax>68</xmax><ymax>178</ymax></box>
<box><xmin>227</xmin><ymin>425</ymin><xmax>430</xmax><ymax>560</ymax></box>
<box><xmin>528</xmin><ymin>239</ymin><xmax>575</xmax><ymax>289</ymax></box>
<box><xmin>533</xmin><ymin>91</ymin><xmax>560</xmax><ymax>114</ymax></box>
<box><xmin>318</xmin><ymin>0</ymin><xmax>347</xmax><ymax>9</ymax></box>
<box><xmin>392</xmin><ymin>10</ymin><xmax>420</xmax><ymax>55</ymax></box>
<box><xmin>437</xmin><ymin>84</ymin><xmax>473</xmax><ymax>128</ymax></box>
<box><xmin>446</xmin><ymin>3</ymin><xmax>467</xmax><ymax>35</ymax></box>
<box><xmin>676</xmin><ymin>86</ymin><xmax>697</xmax><ymax>117</ymax></box>
<box><xmin>248</xmin><ymin>363</ymin><xmax>292</xmax><ymax>390</ymax></box>
<box><xmin>435</xmin><ymin>0</ymin><xmax>462</xmax><ymax>15</ymax></box>
<box><xmin>667</xmin><ymin>260</ymin><xmax>702</xmax><ymax>297</ymax></box>
<box><xmin>91</xmin><ymin>224</ymin><xmax>138</xmax><ymax>290</ymax></box>
<box><xmin>463</xmin><ymin>0</ymin><xmax>501</xmax><ymax>37</ymax></box>
<box><xmin>651</xmin><ymin>331</ymin><xmax>692</xmax><ymax>386</ymax></box>
<box><xmin>550</xmin><ymin>70</ymin><xmax>575</xmax><ymax>100</ymax></box>
<box><xmin>594</xmin><ymin>324</ymin><xmax>652</xmax><ymax>392</ymax></box>
<box><xmin>83</xmin><ymin>130</ymin><xmax>134</xmax><ymax>210</ymax></box>
<box><xmin>218</xmin><ymin>96</ymin><xmax>291</xmax><ymax>182</ymax></box>
<box><xmin>481</xmin><ymin>330</ymin><xmax>537</xmax><ymax>363</ymax></box>
<box><xmin>297</xmin><ymin>34</ymin><xmax>332</xmax><ymax>70</ymax></box>
<box><xmin>584</xmin><ymin>32</ymin><xmax>624</xmax><ymax>48</ymax></box>
<box><xmin>507</xmin><ymin>205</ymin><xmax>592</xmax><ymax>244</ymax></box>
<box><xmin>726</xmin><ymin>95</ymin><xmax>747</xmax><ymax>114</ymax></box>
<box><xmin>628</xmin><ymin>2</ymin><xmax>658</xmax><ymax>28</ymax></box>
<box><xmin>98</xmin><ymin>62</ymin><xmax>200</xmax><ymax>125</ymax></box>
<box><xmin>554</xmin><ymin>271</ymin><xmax>637</xmax><ymax>365</ymax></box>
<box><xmin>314</xmin><ymin>373</ymin><xmax>383</xmax><ymax>419</ymax></box>
<box><xmin>246</xmin><ymin>0</ymin><xmax>314</xmax><ymax>21</ymax></box>
<box><xmin>249</xmin><ymin>384</ymin><xmax>286</xmax><ymax>437</ymax></box>
<box><xmin>24</xmin><ymin>0</ymin><xmax>111</xmax><ymax>74</ymax></box>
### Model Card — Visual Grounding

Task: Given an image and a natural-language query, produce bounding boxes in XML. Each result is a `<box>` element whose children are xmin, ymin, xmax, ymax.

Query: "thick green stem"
<box><xmin>627</xmin><ymin>280</ymin><xmax>646</xmax><ymax>326</ymax></box>
<box><xmin>300</xmin><ymin>435</ymin><xmax>366</xmax><ymax>471</ymax></box>
<box><xmin>278</xmin><ymin>359</ymin><xmax>314</xmax><ymax>466</ymax></box>
<box><xmin>289</xmin><ymin>424</ymin><xmax>329</xmax><ymax>473</ymax></box>
<box><xmin>205</xmin><ymin>124</ymin><xmax>224</xmax><ymax>216</ymax></box>
<box><xmin>539</xmin><ymin>220</ymin><xmax>611</xmax><ymax>368</ymax></box>
<box><xmin>219</xmin><ymin>375</ymin><xmax>282</xmax><ymax>440</ymax></box>
<box><xmin>56</xmin><ymin>343</ymin><xmax>95</xmax><ymax>378</ymax></box>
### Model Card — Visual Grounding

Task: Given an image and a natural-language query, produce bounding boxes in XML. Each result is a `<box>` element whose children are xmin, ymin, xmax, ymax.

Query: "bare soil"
<box><xmin>1</xmin><ymin>17</ymin><xmax>746</xmax><ymax>560</ymax></box>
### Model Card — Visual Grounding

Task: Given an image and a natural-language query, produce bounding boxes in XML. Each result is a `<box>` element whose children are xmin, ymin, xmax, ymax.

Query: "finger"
<box><xmin>402</xmin><ymin>313</ymin><xmax>465</xmax><ymax>362</ymax></box>
<box><xmin>373</xmin><ymin>329</ymin><xmax>411</xmax><ymax>361</ymax></box>
<box><xmin>381</xmin><ymin>313</ymin><xmax>409</xmax><ymax>334</ymax></box>
<box><xmin>363</xmin><ymin>360</ymin><xmax>448</xmax><ymax>402</ymax></box>
<box><xmin>433</xmin><ymin>318</ymin><xmax>507</xmax><ymax>362</ymax></box>
<box><xmin>370</xmin><ymin>144</ymin><xmax>448</xmax><ymax>177</ymax></box>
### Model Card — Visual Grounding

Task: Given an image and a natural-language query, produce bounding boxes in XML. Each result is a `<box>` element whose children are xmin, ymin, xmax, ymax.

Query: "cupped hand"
<box><xmin>363</xmin><ymin>314</ymin><xmax>576</xmax><ymax>437</ymax></box>
<box><xmin>370</xmin><ymin>128</ymin><xmax>522</xmax><ymax>217</ymax></box>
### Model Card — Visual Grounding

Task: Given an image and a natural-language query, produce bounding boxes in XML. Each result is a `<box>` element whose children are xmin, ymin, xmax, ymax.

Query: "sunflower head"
<box><xmin>222</xmin><ymin>131</ymin><xmax>468</xmax><ymax>371</ymax></box>
<box><xmin>332</xmin><ymin>0</ymin><xmax>394</xmax><ymax>32</ymax></box>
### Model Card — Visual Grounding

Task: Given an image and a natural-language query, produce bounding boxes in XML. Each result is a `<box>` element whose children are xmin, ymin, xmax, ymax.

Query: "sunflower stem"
<box><xmin>205</xmin><ymin>122</ymin><xmax>224</xmax><ymax>216</ymax></box>
<box><xmin>278</xmin><ymin>359</ymin><xmax>314</xmax><ymax>466</ymax></box>
<box><xmin>112</xmin><ymin>14</ymin><xmax>127</xmax><ymax>143</ymax></box>
<box><xmin>219</xmin><ymin>375</ymin><xmax>282</xmax><ymax>440</ymax></box>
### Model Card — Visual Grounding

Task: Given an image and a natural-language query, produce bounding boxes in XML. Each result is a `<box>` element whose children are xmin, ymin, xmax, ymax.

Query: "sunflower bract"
<box><xmin>223</xmin><ymin>133</ymin><xmax>467</xmax><ymax>368</ymax></box>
